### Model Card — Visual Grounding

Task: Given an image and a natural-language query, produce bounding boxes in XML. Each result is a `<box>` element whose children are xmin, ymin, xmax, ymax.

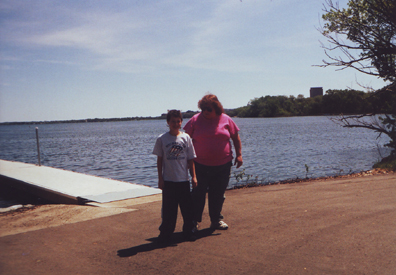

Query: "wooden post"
<box><xmin>36</xmin><ymin>127</ymin><xmax>41</xmax><ymax>166</ymax></box>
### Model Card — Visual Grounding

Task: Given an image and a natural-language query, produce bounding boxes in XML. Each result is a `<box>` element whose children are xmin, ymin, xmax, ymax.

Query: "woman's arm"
<box><xmin>231</xmin><ymin>133</ymin><xmax>243</xmax><ymax>168</ymax></box>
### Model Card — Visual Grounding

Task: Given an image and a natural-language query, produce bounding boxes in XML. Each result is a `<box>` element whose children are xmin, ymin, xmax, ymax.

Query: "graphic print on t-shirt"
<box><xmin>166</xmin><ymin>142</ymin><xmax>186</xmax><ymax>160</ymax></box>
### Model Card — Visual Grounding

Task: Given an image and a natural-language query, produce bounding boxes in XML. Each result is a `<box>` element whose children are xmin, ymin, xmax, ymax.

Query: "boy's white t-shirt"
<box><xmin>152</xmin><ymin>131</ymin><xmax>196</xmax><ymax>182</ymax></box>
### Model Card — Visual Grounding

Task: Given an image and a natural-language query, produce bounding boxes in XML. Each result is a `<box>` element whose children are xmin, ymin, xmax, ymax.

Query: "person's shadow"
<box><xmin>117</xmin><ymin>228</ymin><xmax>219</xmax><ymax>257</ymax></box>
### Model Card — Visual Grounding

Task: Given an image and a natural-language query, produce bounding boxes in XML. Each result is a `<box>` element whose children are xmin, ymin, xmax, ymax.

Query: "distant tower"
<box><xmin>310</xmin><ymin>87</ymin><xmax>323</xmax><ymax>97</ymax></box>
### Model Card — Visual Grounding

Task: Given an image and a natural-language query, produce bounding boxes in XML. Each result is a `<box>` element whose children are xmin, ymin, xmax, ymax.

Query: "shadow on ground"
<box><xmin>117</xmin><ymin>228</ymin><xmax>220</xmax><ymax>257</ymax></box>
<box><xmin>0</xmin><ymin>182</ymin><xmax>53</xmax><ymax>208</ymax></box>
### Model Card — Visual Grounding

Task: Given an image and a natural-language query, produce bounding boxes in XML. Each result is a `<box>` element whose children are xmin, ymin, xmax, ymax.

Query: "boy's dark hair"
<box><xmin>166</xmin><ymin>109</ymin><xmax>183</xmax><ymax>122</ymax></box>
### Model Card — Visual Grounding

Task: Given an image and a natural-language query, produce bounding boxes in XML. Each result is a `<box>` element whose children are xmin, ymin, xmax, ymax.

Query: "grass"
<box><xmin>373</xmin><ymin>155</ymin><xmax>396</xmax><ymax>171</ymax></box>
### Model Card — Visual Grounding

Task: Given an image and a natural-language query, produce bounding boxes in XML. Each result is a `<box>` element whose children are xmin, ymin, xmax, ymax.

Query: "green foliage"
<box><xmin>232</xmin><ymin>169</ymin><xmax>265</xmax><ymax>187</ymax></box>
<box><xmin>233</xmin><ymin>169</ymin><xmax>246</xmax><ymax>182</ymax></box>
<box><xmin>334</xmin><ymin>83</ymin><xmax>396</xmax><ymax>156</ymax></box>
<box><xmin>379</xmin><ymin>114</ymin><xmax>396</xmax><ymax>155</ymax></box>
<box><xmin>182</xmin><ymin>110</ymin><xmax>199</xmax><ymax>118</ymax></box>
<box><xmin>228</xmin><ymin>86</ymin><xmax>396</xmax><ymax>157</ymax></box>
<box><xmin>229</xmin><ymin>89</ymin><xmax>395</xmax><ymax>118</ymax></box>
<box><xmin>322</xmin><ymin>89</ymin><xmax>371</xmax><ymax>114</ymax></box>
<box><xmin>319</xmin><ymin>0</ymin><xmax>396</xmax><ymax>158</ymax></box>
<box><xmin>232</xmin><ymin>165</ymin><xmax>316</xmax><ymax>189</ymax></box>
<box><xmin>321</xmin><ymin>0</ymin><xmax>396</xmax><ymax>82</ymax></box>
<box><xmin>373</xmin><ymin>155</ymin><xmax>396</xmax><ymax>171</ymax></box>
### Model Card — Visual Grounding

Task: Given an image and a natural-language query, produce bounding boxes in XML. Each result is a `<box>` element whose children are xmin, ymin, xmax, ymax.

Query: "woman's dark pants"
<box><xmin>193</xmin><ymin>161</ymin><xmax>232</xmax><ymax>224</ymax></box>
<box><xmin>159</xmin><ymin>181</ymin><xmax>195</xmax><ymax>237</ymax></box>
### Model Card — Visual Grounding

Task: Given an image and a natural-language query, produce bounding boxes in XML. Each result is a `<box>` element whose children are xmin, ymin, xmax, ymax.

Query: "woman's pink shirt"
<box><xmin>183</xmin><ymin>113</ymin><xmax>240</xmax><ymax>166</ymax></box>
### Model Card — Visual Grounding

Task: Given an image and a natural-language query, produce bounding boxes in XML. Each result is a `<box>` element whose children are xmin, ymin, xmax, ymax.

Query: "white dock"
<box><xmin>0</xmin><ymin>160</ymin><xmax>161</xmax><ymax>204</ymax></box>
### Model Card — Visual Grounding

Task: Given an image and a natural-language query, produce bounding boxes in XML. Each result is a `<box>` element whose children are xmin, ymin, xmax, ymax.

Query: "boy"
<box><xmin>152</xmin><ymin>110</ymin><xmax>198</xmax><ymax>243</ymax></box>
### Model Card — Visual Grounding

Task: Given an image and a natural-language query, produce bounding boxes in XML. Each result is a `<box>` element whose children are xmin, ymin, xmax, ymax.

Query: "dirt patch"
<box><xmin>0</xmin><ymin>204</ymin><xmax>137</xmax><ymax>237</ymax></box>
<box><xmin>0</xmin><ymin>194</ymin><xmax>162</xmax><ymax>237</ymax></box>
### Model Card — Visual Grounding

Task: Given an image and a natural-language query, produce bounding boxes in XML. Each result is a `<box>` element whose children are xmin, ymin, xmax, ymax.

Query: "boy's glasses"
<box><xmin>201</xmin><ymin>106</ymin><xmax>213</xmax><ymax>112</ymax></box>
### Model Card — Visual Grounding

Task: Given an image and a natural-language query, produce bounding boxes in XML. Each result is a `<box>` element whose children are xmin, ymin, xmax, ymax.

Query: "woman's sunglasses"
<box><xmin>201</xmin><ymin>106</ymin><xmax>213</xmax><ymax>112</ymax></box>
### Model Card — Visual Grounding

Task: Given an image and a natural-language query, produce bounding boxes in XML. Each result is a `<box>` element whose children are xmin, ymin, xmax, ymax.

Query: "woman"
<box><xmin>183</xmin><ymin>94</ymin><xmax>243</xmax><ymax>230</ymax></box>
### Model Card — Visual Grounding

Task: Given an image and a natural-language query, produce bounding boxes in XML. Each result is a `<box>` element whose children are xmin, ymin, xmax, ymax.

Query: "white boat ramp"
<box><xmin>0</xmin><ymin>160</ymin><xmax>161</xmax><ymax>205</ymax></box>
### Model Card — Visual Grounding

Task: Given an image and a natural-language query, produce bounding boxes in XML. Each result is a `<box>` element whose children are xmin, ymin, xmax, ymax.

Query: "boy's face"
<box><xmin>168</xmin><ymin>116</ymin><xmax>182</xmax><ymax>131</ymax></box>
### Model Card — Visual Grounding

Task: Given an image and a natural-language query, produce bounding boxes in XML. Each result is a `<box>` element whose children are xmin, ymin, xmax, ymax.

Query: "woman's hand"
<box><xmin>231</xmin><ymin>133</ymin><xmax>243</xmax><ymax>168</ymax></box>
<box><xmin>234</xmin><ymin>155</ymin><xmax>243</xmax><ymax>168</ymax></box>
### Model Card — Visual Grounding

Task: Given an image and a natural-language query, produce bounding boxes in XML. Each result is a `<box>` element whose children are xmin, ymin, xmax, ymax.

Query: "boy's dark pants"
<box><xmin>159</xmin><ymin>181</ymin><xmax>195</xmax><ymax>237</ymax></box>
<box><xmin>193</xmin><ymin>161</ymin><xmax>232</xmax><ymax>224</ymax></box>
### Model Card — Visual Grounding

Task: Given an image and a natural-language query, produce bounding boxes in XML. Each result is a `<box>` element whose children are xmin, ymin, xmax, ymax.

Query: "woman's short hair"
<box><xmin>166</xmin><ymin>109</ymin><xmax>183</xmax><ymax>122</ymax></box>
<box><xmin>198</xmin><ymin>94</ymin><xmax>224</xmax><ymax>115</ymax></box>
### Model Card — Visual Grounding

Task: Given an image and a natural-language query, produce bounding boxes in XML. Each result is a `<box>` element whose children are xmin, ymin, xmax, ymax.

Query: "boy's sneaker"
<box><xmin>210</xmin><ymin>220</ymin><xmax>228</xmax><ymax>230</ymax></box>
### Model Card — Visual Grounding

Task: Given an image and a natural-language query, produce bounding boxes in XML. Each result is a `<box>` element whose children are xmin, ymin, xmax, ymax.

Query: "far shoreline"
<box><xmin>0</xmin><ymin>111</ymin><xmax>369</xmax><ymax>126</ymax></box>
<box><xmin>0</xmin><ymin>111</ymin><xmax>199</xmax><ymax>125</ymax></box>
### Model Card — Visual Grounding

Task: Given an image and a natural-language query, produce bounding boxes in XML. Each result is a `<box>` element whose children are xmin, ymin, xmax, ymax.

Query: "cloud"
<box><xmin>0</xmin><ymin>0</ymin><xmax>319</xmax><ymax>75</ymax></box>
<box><xmin>1</xmin><ymin>1</ymin><xmax>273</xmax><ymax>72</ymax></box>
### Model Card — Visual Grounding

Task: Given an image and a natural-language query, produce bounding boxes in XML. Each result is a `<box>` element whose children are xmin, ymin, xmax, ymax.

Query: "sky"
<box><xmin>0</xmin><ymin>0</ymin><xmax>389</xmax><ymax>123</ymax></box>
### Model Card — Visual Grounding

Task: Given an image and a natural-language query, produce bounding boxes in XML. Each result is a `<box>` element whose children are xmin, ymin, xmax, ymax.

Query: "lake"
<box><xmin>0</xmin><ymin>116</ymin><xmax>391</xmax><ymax>205</ymax></box>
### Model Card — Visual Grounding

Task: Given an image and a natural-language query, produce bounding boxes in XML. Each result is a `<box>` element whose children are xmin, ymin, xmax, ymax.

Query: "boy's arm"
<box><xmin>157</xmin><ymin>156</ymin><xmax>164</xmax><ymax>190</ymax></box>
<box><xmin>188</xmin><ymin>159</ymin><xmax>197</xmax><ymax>188</ymax></box>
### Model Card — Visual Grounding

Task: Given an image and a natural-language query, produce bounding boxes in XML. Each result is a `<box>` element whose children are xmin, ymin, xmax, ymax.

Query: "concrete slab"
<box><xmin>0</xmin><ymin>159</ymin><xmax>161</xmax><ymax>204</ymax></box>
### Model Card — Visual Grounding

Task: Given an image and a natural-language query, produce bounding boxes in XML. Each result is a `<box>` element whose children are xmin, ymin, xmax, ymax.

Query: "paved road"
<box><xmin>1</xmin><ymin>173</ymin><xmax>395</xmax><ymax>274</ymax></box>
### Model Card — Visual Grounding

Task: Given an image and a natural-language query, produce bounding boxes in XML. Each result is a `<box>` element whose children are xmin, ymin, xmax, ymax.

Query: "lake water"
<box><xmin>0</xmin><ymin>116</ymin><xmax>391</xmax><ymax>205</ymax></box>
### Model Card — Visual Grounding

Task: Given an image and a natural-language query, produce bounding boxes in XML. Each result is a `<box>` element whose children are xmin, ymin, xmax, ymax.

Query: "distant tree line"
<box><xmin>226</xmin><ymin>88</ymin><xmax>396</xmax><ymax>118</ymax></box>
<box><xmin>3</xmin><ymin>89</ymin><xmax>394</xmax><ymax>125</ymax></box>
<box><xmin>0</xmin><ymin>111</ymin><xmax>200</xmax><ymax>125</ymax></box>
<box><xmin>159</xmin><ymin>110</ymin><xmax>198</xmax><ymax>119</ymax></box>
<box><xmin>0</xmin><ymin>116</ymin><xmax>164</xmax><ymax>125</ymax></box>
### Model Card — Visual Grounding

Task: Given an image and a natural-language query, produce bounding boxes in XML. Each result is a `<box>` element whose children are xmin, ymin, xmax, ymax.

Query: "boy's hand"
<box><xmin>191</xmin><ymin>177</ymin><xmax>198</xmax><ymax>189</ymax></box>
<box><xmin>158</xmin><ymin>179</ymin><xmax>164</xmax><ymax>190</ymax></box>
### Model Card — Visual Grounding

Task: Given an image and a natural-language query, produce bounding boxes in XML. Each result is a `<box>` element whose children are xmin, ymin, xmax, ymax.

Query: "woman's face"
<box><xmin>201</xmin><ymin>105</ymin><xmax>217</xmax><ymax>119</ymax></box>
